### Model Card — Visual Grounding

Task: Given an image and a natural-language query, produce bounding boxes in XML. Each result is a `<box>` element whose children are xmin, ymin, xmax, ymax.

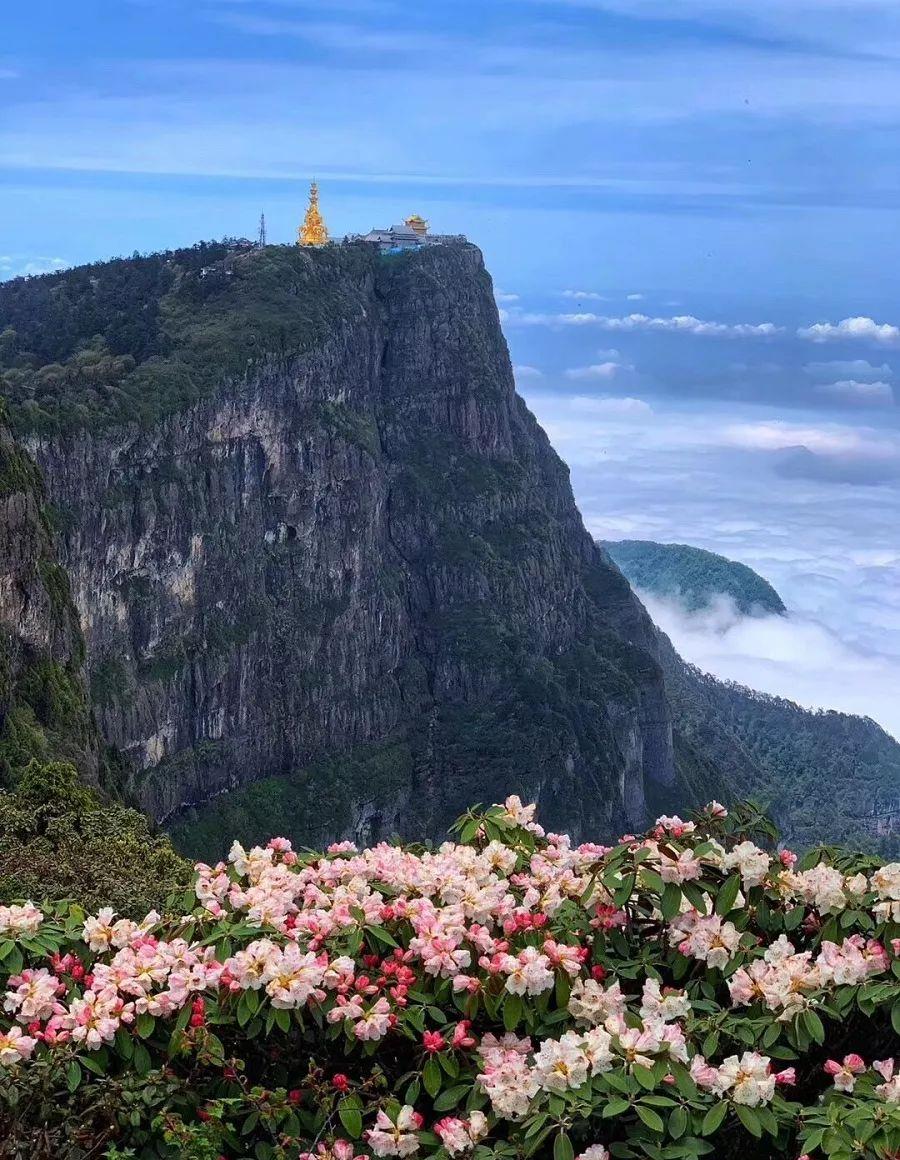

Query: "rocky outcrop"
<box><xmin>0</xmin><ymin>417</ymin><xmax>99</xmax><ymax>782</ymax></box>
<box><xmin>22</xmin><ymin>242</ymin><xmax>682</xmax><ymax>851</ymax></box>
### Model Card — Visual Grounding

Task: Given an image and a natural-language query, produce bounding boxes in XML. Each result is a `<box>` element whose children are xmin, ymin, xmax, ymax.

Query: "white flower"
<box><xmin>532</xmin><ymin>1031</ymin><xmax>590</xmax><ymax>1092</ymax></box>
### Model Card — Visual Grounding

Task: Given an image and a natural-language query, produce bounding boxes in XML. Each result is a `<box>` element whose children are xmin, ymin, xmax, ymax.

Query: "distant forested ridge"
<box><xmin>663</xmin><ymin>651</ymin><xmax>900</xmax><ymax>856</ymax></box>
<box><xmin>605</xmin><ymin>539</ymin><xmax>786</xmax><ymax>616</ymax></box>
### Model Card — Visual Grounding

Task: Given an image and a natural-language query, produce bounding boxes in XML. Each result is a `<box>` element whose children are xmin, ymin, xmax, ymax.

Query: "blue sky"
<box><xmin>5</xmin><ymin>0</ymin><xmax>900</xmax><ymax>308</ymax></box>
<box><xmin>5</xmin><ymin>0</ymin><xmax>900</xmax><ymax>735</ymax></box>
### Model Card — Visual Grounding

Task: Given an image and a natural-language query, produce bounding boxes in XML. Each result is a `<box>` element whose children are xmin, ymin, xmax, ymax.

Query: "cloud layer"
<box><xmin>644</xmin><ymin>591</ymin><xmax>900</xmax><ymax>739</ymax></box>
<box><xmin>519</xmin><ymin>389</ymin><xmax>900</xmax><ymax>740</ymax></box>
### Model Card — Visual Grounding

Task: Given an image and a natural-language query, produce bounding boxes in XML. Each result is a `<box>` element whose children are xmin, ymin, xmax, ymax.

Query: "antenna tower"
<box><xmin>257</xmin><ymin>212</ymin><xmax>267</xmax><ymax>248</ymax></box>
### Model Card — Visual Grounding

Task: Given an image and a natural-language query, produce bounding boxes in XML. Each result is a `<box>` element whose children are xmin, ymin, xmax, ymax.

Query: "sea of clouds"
<box><xmin>517</xmin><ymin>382</ymin><xmax>900</xmax><ymax>740</ymax></box>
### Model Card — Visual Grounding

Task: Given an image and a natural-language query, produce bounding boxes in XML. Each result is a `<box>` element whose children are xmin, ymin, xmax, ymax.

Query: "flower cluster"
<box><xmin>1</xmin><ymin>796</ymin><xmax>899</xmax><ymax>1160</ymax></box>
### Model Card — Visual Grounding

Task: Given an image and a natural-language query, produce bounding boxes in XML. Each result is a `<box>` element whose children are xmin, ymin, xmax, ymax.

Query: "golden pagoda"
<box><xmin>298</xmin><ymin>181</ymin><xmax>328</xmax><ymax>246</ymax></box>
<box><xmin>405</xmin><ymin>214</ymin><xmax>429</xmax><ymax>238</ymax></box>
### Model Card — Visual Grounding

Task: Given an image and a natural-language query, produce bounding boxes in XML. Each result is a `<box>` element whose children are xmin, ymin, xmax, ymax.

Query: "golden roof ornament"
<box><xmin>405</xmin><ymin>214</ymin><xmax>429</xmax><ymax>238</ymax></box>
<box><xmin>298</xmin><ymin>181</ymin><xmax>329</xmax><ymax>247</ymax></box>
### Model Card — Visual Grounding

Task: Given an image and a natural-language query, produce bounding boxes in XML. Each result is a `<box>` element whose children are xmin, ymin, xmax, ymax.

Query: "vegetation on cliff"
<box><xmin>0</xmin><ymin>760</ymin><xmax>189</xmax><ymax>913</ymax></box>
<box><xmin>1</xmin><ymin>796</ymin><xmax>899</xmax><ymax>1159</ymax></box>
<box><xmin>0</xmin><ymin>241</ymin><xmax>379</xmax><ymax>433</ymax></box>
<box><xmin>605</xmin><ymin>541</ymin><xmax>786</xmax><ymax>617</ymax></box>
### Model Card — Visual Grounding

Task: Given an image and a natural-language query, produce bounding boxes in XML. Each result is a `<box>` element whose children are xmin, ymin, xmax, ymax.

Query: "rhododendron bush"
<box><xmin>1</xmin><ymin>800</ymin><xmax>900</xmax><ymax>1160</ymax></box>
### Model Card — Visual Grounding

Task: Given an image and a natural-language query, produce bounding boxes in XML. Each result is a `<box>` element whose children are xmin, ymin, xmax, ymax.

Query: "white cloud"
<box><xmin>507</xmin><ymin>311</ymin><xmax>783</xmax><ymax>338</ymax></box>
<box><xmin>798</xmin><ymin>317</ymin><xmax>900</xmax><ymax>345</ymax></box>
<box><xmin>495</xmin><ymin>289</ymin><xmax>520</xmax><ymax>303</ymax></box>
<box><xmin>561</xmin><ymin>290</ymin><xmax>607</xmax><ymax>301</ymax></box>
<box><xmin>564</xmin><ymin>361</ymin><xmax>634</xmax><ymax>380</ymax></box>
<box><xmin>570</xmin><ymin>395</ymin><xmax>653</xmax><ymax>415</ymax></box>
<box><xmin>818</xmin><ymin>379</ymin><xmax>895</xmax><ymax>405</ymax></box>
<box><xmin>722</xmin><ymin>419</ymin><xmax>898</xmax><ymax>458</ymax></box>
<box><xmin>626</xmin><ymin>293</ymin><xmax>644</xmax><ymax>301</ymax></box>
<box><xmin>644</xmin><ymin>591</ymin><xmax>900</xmax><ymax>740</ymax></box>
<box><xmin>513</xmin><ymin>364</ymin><xmax>543</xmax><ymax>379</ymax></box>
<box><xmin>804</xmin><ymin>359</ymin><xmax>893</xmax><ymax>380</ymax></box>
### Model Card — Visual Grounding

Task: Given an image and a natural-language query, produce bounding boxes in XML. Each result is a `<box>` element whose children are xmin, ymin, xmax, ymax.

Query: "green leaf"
<box><xmin>805</xmin><ymin>1010</ymin><xmax>825</xmax><ymax>1045</ymax></box>
<box><xmin>734</xmin><ymin>1105</ymin><xmax>762</xmax><ymax>1138</ymax></box>
<box><xmin>784</xmin><ymin>906</ymin><xmax>805</xmax><ymax>930</ymax></box>
<box><xmin>555</xmin><ymin>971</ymin><xmax>571</xmax><ymax>1009</ymax></box>
<box><xmin>433</xmin><ymin>1085</ymin><xmax>469</xmax><ymax>1112</ymax></box>
<box><xmin>66</xmin><ymin>1060</ymin><xmax>82</xmax><ymax>1092</ymax></box>
<box><xmin>338</xmin><ymin>1100</ymin><xmax>363</xmax><ymax>1139</ymax></box>
<box><xmin>715</xmin><ymin>874</ymin><xmax>741</xmax><ymax>916</ymax></box>
<box><xmin>237</xmin><ymin>991</ymin><xmax>255</xmax><ymax>1028</ymax></box>
<box><xmin>891</xmin><ymin>998</ymin><xmax>900</xmax><ymax>1036</ymax></box>
<box><xmin>423</xmin><ymin>1057</ymin><xmax>442</xmax><ymax>1098</ymax></box>
<box><xmin>503</xmin><ymin>994</ymin><xmax>523</xmax><ymax>1031</ymax></box>
<box><xmin>636</xmin><ymin>1105</ymin><xmax>665</xmax><ymax>1133</ymax></box>
<box><xmin>613</xmin><ymin>873</ymin><xmax>637</xmax><ymax>909</ymax></box>
<box><xmin>366</xmin><ymin>924</ymin><xmax>399</xmax><ymax>949</ymax></box>
<box><xmin>634</xmin><ymin>1063</ymin><xmax>657</xmax><ymax>1090</ymax></box>
<box><xmin>669</xmin><ymin>1106</ymin><xmax>688</xmax><ymax>1139</ymax></box>
<box><xmin>133</xmin><ymin>1041</ymin><xmax>151</xmax><ymax>1076</ymax></box>
<box><xmin>602</xmin><ymin>1098</ymin><xmax>631</xmax><ymax>1118</ymax></box>
<box><xmin>460</xmin><ymin>818</ymin><xmax>480</xmax><ymax>844</ymax></box>
<box><xmin>700</xmin><ymin>1102</ymin><xmax>727</xmax><ymax>1136</ymax></box>
<box><xmin>79</xmin><ymin>1053</ymin><xmax>107</xmax><ymax>1076</ymax></box>
<box><xmin>554</xmin><ymin>1132</ymin><xmax>575</xmax><ymax>1160</ymax></box>
<box><xmin>660</xmin><ymin>883</ymin><xmax>683</xmax><ymax>920</ymax></box>
<box><xmin>136</xmin><ymin>1013</ymin><xmax>155</xmax><ymax>1039</ymax></box>
<box><xmin>273</xmin><ymin>1006</ymin><xmax>291</xmax><ymax>1034</ymax></box>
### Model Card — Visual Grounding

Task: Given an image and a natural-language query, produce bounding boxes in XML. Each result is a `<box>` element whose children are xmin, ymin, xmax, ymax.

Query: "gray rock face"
<box><xmin>0</xmin><ymin>425</ymin><xmax>98</xmax><ymax>781</ymax></box>
<box><xmin>28</xmin><ymin>243</ymin><xmax>678</xmax><ymax>846</ymax></box>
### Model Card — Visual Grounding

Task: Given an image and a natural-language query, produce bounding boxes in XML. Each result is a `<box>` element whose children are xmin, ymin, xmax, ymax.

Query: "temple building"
<box><xmin>360</xmin><ymin>214</ymin><xmax>448</xmax><ymax>252</ymax></box>
<box><xmin>294</xmin><ymin>184</ymin><xmax>464</xmax><ymax>252</ymax></box>
<box><xmin>298</xmin><ymin>181</ymin><xmax>328</xmax><ymax>247</ymax></box>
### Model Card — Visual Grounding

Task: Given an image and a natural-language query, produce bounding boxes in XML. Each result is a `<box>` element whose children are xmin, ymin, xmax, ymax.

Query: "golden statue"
<box><xmin>405</xmin><ymin>214</ymin><xmax>428</xmax><ymax>238</ymax></box>
<box><xmin>298</xmin><ymin>181</ymin><xmax>328</xmax><ymax>246</ymax></box>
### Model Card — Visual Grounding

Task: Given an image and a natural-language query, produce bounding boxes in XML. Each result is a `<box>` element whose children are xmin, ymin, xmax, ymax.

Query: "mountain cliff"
<box><xmin>1</xmin><ymin>241</ymin><xmax>688</xmax><ymax>853</ymax></box>
<box><xmin>0</xmin><ymin>410</ymin><xmax>99</xmax><ymax>784</ymax></box>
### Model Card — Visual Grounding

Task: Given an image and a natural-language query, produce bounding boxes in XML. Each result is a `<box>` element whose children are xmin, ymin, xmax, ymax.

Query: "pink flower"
<box><xmin>423</xmin><ymin>1031</ymin><xmax>446</xmax><ymax>1053</ymax></box>
<box><xmin>774</xmin><ymin>1068</ymin><xmax>796</xmax><ymax>1086</ymax></box>
<box><xmin>366</xmin><ymin>1106</ymin><xmax>422</xmax><ymax>1157</ymax></box>
<box><xmin>824</xmin><ymin>1055</ymin><xmax>866</xmax><ymax>1093</ymax></box>
<box><xmin>0</xmin><ymin>1025</ymin><xmax>37</xmax><ymax>1066</ymax></box>
<box><xmin>451</xmin><ymin>1020</ymin><xmax>476</xmax><ymax>1050</ymax></box>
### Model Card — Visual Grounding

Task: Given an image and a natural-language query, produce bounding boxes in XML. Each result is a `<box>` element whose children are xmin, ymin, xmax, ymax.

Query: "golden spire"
<box><xmin>298</xmin><ymin>180</ymin><xmax>328</xmax><ymax>246</ymax></box>
<box><xmin>405</xmin><ymin>214</ymin><xmax>428</xmax><ymax>238</ymax></box>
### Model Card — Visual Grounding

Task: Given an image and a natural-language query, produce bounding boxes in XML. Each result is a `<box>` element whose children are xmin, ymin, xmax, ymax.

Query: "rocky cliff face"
<box><xmin>0</xmin><ymin>417</ymin><xmax>99</xmax><ymax>783</ymax></box>
<box><xmin>18</xmin><ymin>242</ymin><xmax>682</xmax><ymax>851</ymax></box>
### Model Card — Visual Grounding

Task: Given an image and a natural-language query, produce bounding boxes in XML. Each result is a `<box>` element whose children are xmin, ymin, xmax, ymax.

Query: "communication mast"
<box><xmin>257</xmin><ymin>212</ymin><xmax>267</xmax><ymax>248</ymax></box>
